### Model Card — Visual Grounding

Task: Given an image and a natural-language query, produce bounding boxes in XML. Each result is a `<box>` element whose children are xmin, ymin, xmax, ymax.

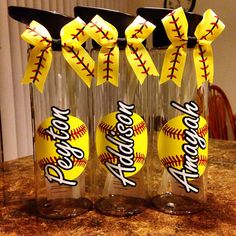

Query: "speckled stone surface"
<box><xmin>0</xmin><ymin>139</ymin><xmax>235</xmax><ymax>236</ymax></box>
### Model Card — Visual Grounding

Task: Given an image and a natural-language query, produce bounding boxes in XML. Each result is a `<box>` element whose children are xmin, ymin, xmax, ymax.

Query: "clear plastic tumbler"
<box><xmin>75</xmin><ymin>6</ymin><xmax>155</xmax><ymax>216</ymax></box>
<box><xmin>9</xmin><ymin>6</ymin><xmax>93</xmax><ymax>218</ymax></box>
<box><xmin>138</xmin><ymin>7</ymin><xmax>224</xmax><ymax>214</ymax></box>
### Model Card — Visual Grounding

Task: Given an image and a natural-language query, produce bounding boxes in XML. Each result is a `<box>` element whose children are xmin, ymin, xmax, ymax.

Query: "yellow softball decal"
<box><xmin>96</xmin><ymin>101</ymin><xmax>148</xmax><ymax>187</ymax></box>
<box><xmin>35</xmin><ymin>107</ymin><xmax>89</xmax><ymax>186</ymax></box>
<box><xmin>158</xmin><ymin>101</ymin><xmax>208</xmax><ymax>193</ymax></box>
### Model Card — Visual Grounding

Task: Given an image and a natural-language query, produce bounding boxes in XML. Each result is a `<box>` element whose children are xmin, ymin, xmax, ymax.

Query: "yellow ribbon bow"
<box><xmin>85</xmin><ymin>15</ymin><xmax>119</xmax><ymax>86</ymax></box>
<box><xmin>86</xmin><ymin>15</ymin><xmax>159</xmax><ymax>86</ymax></box>
<box><xmin>161</xmin><ymin>7</ymin><xmax>225</xmax><ymax>88</ymax></box>
<box><xmin>21</xmin><ymin>17</ymin><xmax>95</xmax><ymax>92</ymax></box>
<box><xmin>125</xmin><ymin>16</ymin><xmax>159</xmax><ymax>84</ymax></box>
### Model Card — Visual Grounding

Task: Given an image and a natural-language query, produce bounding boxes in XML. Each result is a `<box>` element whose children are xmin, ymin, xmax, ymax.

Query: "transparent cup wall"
<box><xmin>149</xmin><ymin>48</ymin><xmax>208</xmax><ymax>214</ymax></box>
<box><xmin>147</xmin><ymin>48</ymin><xmax>166</xmax><ymax>199</ymax></box>
<box><xmin>31</xmin><ymin>51</ymin><xmax>92</xmax><ymax>218</ymax></box>
<box><xmin>90</xmin><ymin>48</ymin><xmax>149</xmax><ymax>216</ymax></box>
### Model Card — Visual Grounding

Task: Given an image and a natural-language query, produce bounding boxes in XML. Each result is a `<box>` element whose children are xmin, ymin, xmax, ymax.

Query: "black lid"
<box><xmin>8</xmin><ymin>6</ymin><xmax>73</xmax><ymax>50</ymax></box>
<box><xmin>137</xmin><ymin>7</ymin><xmax>202</xmax><ymax>48</ymax></box>
<box><xmin>74</xmin><ymin>6</ymin><xmax>135</xmax><ymax>48</ymax></box>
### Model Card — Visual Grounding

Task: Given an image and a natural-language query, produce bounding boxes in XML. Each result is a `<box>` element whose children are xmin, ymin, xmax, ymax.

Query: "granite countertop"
<box><xmin>0</xmin><ymin>139</ymin><xmax>236</xmax><ymax>235</ymax></box>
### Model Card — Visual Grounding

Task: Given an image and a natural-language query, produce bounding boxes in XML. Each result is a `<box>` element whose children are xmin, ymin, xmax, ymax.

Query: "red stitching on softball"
<box><xmin>38</xmin><ymin>156</ymin><xmax>87</xmax><ymax>170</ymax></box>
<box><xmin>197</xmin><ymin>154</ymin><xmax>208</xmax><ymax>166</ymax></box>
<box><xmin>162</xmin><ymin>154</ymin><xmax>184</xmax><ymax>167</ymax></box>
<box><xmin>161</xmin><ymin>154</ymin><xmax>208</xmax><ymax>168</ymax></box>
<box><xmin>162</xmin><ymin>123</ymin><xmax>208</xmax><ymax>140</ymax></box>
<box><xmin>133</xmin><ymin>152</ymin><xmax>145</xmax><ymax>164</ymax></box>
<box><xmin>133</xmin><ymin>121</ymin><xmax>146</xmax><ymax>137</ymax></box>
<box><xmin>98</xmin><ymin>121</ymin><xmax>116</xmax><ymax>134</ymax></box>
<box><xmin>38</xmin><ymin>156</ymin><xmax>57</xmax><ymax>170</ymax></box>
<box><xmin>37</xmin><ymin>126</ymin><xmax>53</xmax><ymax>141</ymax></box>
<box><xmin>99</xmin><ymin>152</ymin><xmax>117</xmax><ymax>164</ymax></box>
<box><xmin>69</xmin><ymin>124</ymin><xmax>87</xmax><ymax>140</ymax></box>
<box><xmin>98</xmin><ymin>120</ymin><xmax>146</xmax><ymax>136</ymax></box>
<box><xmin>162</xmin><ymin>124</ymin><xmax>185</xmax><ymax>140</ymax></box>
<box><xmin>198</xmin><ymin>124</ymin><xmax>208</xmax><ymax>138</ymax></box>
<box><xmin>71</xmin><ymin>156</ymin><xmax>87</xmax><ymax>167</ymax></box>
<box><xmin>37</xmin><ymin>124</ymin><xmax>87</xmax><ymax>141</ymax></box>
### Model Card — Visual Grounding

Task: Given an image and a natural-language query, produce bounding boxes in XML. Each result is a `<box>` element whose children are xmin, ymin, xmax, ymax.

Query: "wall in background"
<box><xmin>127</xmin><ymin>0</ymin><xmax>236</xmax><ymax>113</ymax></box>
<box><xmin>194</xmin><ymin>0</ymin><xmax>236</xmax><ymax>114</ymax></box>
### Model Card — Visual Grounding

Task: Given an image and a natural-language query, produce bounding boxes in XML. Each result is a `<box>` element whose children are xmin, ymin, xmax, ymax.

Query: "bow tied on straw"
<box><xmin>85</xmin><ymin>15</ymin><xmax>159</xmax><ymax>86</ymax></box>
<box><xmin>21</xmin><ymin>17</ymin><xmax>95</xmax><ymax>92</ymax></box>
<box><xmin>160</xmin><ymin>7</ymin><xmax>225</xmax><ymax>88</ymax></box>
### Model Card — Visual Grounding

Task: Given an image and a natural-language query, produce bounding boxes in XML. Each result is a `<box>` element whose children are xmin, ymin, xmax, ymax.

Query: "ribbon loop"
<box><xmin>160</xmin><ymin>43</ymin><xmax>187</xmax><ymax>87</ymax></box>
<box><xmin>162</xmin><ymin>9</ymin><xmax>188</xmax><ymax>44</ymax></box>
<box><xmin>21</xmin><ymin>21</ymin><xmax>53</xmax><ymax>92</ymax></box>
<box><xmin>61</xmin><ymin>17</ymin><xmax>89</xmax><ymax>45</ymax></box>
<box><xmin>161</xmin><ymin>7</ymin><xmax>225</xmax><ymax>87</ymax></box>
<box><xmin>61</xmin><ymin>17</ymin><xmax>95</xmax><ymax>88</ymax></box>
<box><xmin>194</xmin><ymin>9</ymin><xmax>225</xmax><ymax>88</ymax></box>
<box><xmin>21</xmin><ymin>17</ymin><xmax>95</xmax><ymax>92</ymax></box>
<box><xmin>86</xmin><ymin>15</ymin><xmax>158</xmax><ymax>86</ymax></box>
<box><xmin>125</xmin><ymin>15</ymin><xmax>159</xmax><ymax>84</ymax></box>
<box><xmin>86</xmin><ymin>15</ymin><xmax>119</xmax><ymax>86</ymax></box>
<box><xmin>21</xmin><ymin>20</ymin><xmax>52</xmax><ymax>47</ymax></box>
<box><xmin>194</xmin><ymin>9</ymin><xmax>225</xmax><ymax>43</ymax></box>
<box><xmin>126</xmin><ymin>16</ymin><xmax>155</xmax><ymax>43</ymax></box>
<box><xmin>22</xmin><ymin>45</ymin><xmax>52</xmax><ymax>93</ymax></box>
<box><xmin>86</xmin><ymin>15</ymin><xmax>118</xmax><ymax>46</ymax></box>
<box><xmin>160</xmin><ymin>8</ymin><xmax>188</xmax><ymax>87</ymax></box>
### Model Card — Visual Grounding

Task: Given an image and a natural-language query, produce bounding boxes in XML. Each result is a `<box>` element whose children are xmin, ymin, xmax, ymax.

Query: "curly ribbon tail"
<box><xmin>160</xmin><ymin>43</ymin><xmax>187</xmax><ymax>87</ymax></box>
<box><xmin>125</xmin><ymin>16</ymin><xmax>159</xmax><ymax>85</ymax></box>
<box><xmin>160</xmin><ymin>8</ymin><xmax>188</xmax><ymax>87</ymax></box>
<box><xmin>97</xmin><ymin>45</ymin><xmax>119</xmax><ymax>86</ymax></box>
<box><xmin>21</xmin><ymin>21</ymin><xmax>53</xmax><ymax>93</ymax></box>
<box><xmin>85</xmin><ymin>15</ymin><xmax>119</xmax><ymax>87</ymax></box>
<box><xmin>193</xmin><ymin>42</ymin><xmax>213</xmax><ymax>88</ymax></box>
<box><xmin>22</xmin><ymin>47</ymin><xmax>52</xmax><ymax>93</ymax></box>
<box><xmin>61</xmin><ymin>17</ymin><xmax>95</xmax><ymax>88</ymax></box>
<box><xmin>193</xmin><ymin>9</ymin><xmax>225</xmax><ymax>88</ymax></box>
